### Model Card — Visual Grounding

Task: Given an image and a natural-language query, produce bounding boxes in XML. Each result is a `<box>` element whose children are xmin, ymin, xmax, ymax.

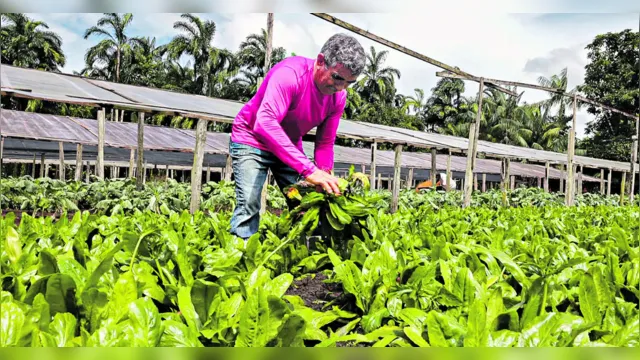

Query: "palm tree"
<box><xmin>166</xmin><ymin>13</ymin><xmax>218</xmax><ymax>96</ymax></box>
<box><xmin>0</xmin><ymin>13</ymin><xmax>66</xmax><ymax>71</ymax></box>
<box><xmin>356</xmin><ymin>46</ymin><xmax>401</xmax><ymax>104</ymax></box>
<box><xmin>424</xmin><ymin>78</ymin><xmax>467</xmax><ymax>132</ymax></box>
<box><xmin>237</xmin><ymin>28</ymin><xmax>287</xmax><ymax>78</ymax></box>
<box><xmin>483</xmin><ymin>89</ymin><xmax>531</xmax><ymax>147</ymax></box>
<box><xmin>127</xmin><ymin>36</ymin><xmax>167</xmax><ymax>87</ymax></box>
<box><xmin>83</xmin><ymin>13</ymin><xmax>134</xmax><ymax>83</ymax></box>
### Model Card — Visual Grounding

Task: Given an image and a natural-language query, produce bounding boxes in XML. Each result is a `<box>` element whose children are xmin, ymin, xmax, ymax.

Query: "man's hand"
<box><xmin>305</xmin><ymin>169</ymin><xmax>342</xmax><ymax>195</ymax></box>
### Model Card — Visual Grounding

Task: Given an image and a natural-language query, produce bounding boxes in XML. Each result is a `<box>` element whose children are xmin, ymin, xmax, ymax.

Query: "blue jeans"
<box><xmin>229</xmin><ymin>140</ymin><xmax>302</xmax><ymax>239</ymax></box>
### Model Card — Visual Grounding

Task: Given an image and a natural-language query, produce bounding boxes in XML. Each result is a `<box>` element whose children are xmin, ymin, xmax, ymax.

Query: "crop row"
<box><xmin>1</xmin><ymin>178</ymin><xmax>638</xmax><ymax>347</ymax></box>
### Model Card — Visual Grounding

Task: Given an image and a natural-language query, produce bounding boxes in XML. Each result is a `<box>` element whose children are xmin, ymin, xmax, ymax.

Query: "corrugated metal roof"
<box><xmin>1</xmin><ymin>64</ymin><xmax>636</xmax><ymax>173</ymax></box>
<box><xmin>1</xmin><ymin>109</ymin><xmax>604</xmax><ymax>182</ymax></box>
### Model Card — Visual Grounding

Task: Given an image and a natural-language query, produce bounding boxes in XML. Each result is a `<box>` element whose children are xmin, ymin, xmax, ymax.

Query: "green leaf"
<box><xmin>190</xmin><ymin>279</ymin><xmax>222</xmax><ymax>325</ymax></box>
<box><xmin>579</xmin><ymin>272</ymin><xmax>601</xmax><ymax>325</ymax></box>
<box><xmin>273</xmin><ymin>314</ymin><xmax>306</xmax><ymax>347</ymax></box>
<box><xmin>5</xmin><ymin>227</ymin><xmax>22</xmax><ymax>265</ymax></box>
<box><xmin>235</xmin><ymin>287</ymin><xmax>271</xmax><ymax>347</ymax></box>
<box><xmin>177</xmin><ymin>285</ymin><xmax>202</xmax><ymax>331</ymax></box>
<box><xmin>0</xmin><ymin>301</ymin><xmax>25</xmax><ymax>347</ymax></box>
<box><xmin>45</xmin><ymin>274</ymin><xmax>77</xmax><ymax>316</ymax></box>
<box><xmin>267</xmin><ymin>273</ymin><xmax>294</xmax><ymax>298</ymax></box>
<box><xmin>464</xmin><ymin>297</ymin><xmax>488</xmax><ymax>346</ymax></box>
<box><xmin>127</xmin><ymin>297</ymin><xmax>163</xmax><ymax>347</ymax></box>
<box><xmin>38</xmin><ymin>250</ymin><xmax>59</xmax><ymax>275</ymax></box>
<box><xmin>110</xmin><ymin>272</ymin><xmax>138</xmax><ymax>322</ymax></box>
<box><xmin>159</xmin><ymin>320</ymin><xmax>204</xmax><ymax>347</ymax></box>
<box><xmin>48</xmin><ymin>312</ymin><xmax>77</xmax><ymax>347</ymax></box>
<box><xmin>426</xmin><ymin>311</ymin><xmax>448</xmax><ymax>347</ymax></box>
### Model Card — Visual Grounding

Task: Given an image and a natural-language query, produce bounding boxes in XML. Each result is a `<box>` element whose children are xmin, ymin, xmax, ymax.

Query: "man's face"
<box><xmin>314</xmin><ymin>54</ymin><xmax>358</xmax><ymax>95</ymax></box>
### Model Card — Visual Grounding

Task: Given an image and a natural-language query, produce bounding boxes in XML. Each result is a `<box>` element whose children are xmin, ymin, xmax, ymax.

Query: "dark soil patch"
<box><xmin>285</xmin><ymin>272</ymin><xmax>343</xmax><ymax>311</ymax></box>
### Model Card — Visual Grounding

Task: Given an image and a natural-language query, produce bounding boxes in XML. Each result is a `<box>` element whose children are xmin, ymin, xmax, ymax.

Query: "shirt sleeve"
<box><xmin>252</xmin><ymin>66</ymin><xmax>318</xmax><ymax>178</ymax></box>
<box><xmin>313</xmin><ymin>93</ymin><xmax>346</xmax><ymax>173</ymax></box>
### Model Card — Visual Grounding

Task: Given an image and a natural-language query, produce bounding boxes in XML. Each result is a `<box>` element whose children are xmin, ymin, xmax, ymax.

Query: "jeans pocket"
<box><xmin>229</xmin><ymin>141</ymin><xmax>261</xmax><ymax>157</ymax></box>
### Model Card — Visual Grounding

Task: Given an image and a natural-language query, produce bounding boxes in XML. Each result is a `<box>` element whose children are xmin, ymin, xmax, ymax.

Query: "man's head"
<box><xmin>314</xmin><ymin>33</ymin><xmax>366</xmax><ymax>95</ymax></box>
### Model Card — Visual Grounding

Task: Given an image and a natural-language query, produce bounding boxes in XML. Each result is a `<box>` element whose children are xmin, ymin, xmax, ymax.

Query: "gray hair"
<box><xmin>320</xmin><ymin>33</ymin><xmax>366</xmax><ymax>76</ymax></box>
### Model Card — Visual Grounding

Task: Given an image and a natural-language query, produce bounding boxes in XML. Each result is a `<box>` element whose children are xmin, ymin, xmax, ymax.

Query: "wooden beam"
<box><xmin>565</xmin><ymin>95</ymin><xmax>577</xmax><ymax>206</ymax></box>
<box><xmin>431</xmin><ymin>148</ymin><xmax>437</xmax><ymax>189</ymax></box>
<box><xmin>136</xmin><ymin>112</ymin><xmax>145</xmax><ymax>190</ymax></box>
<box><xmin>190</xmin><ymin>118</ymin><xmax>207</xmax><ymax>214</ymax></box>
<box><xmin>75</xmin><ymin>144</ymin><xmax>83</xmax><ymax>181</ymax></box>
<box><xmin>58</xmin><ymin>142</ymin><xmax>65</xmax><ymax>180</ymax></box>
<box><xmin>600</xmin><ymin>169</ymin><xmax>605</xmax><ymax>194</ymax></box>
<box><xmin>607</xmin><ymin>169</ymin><xmax>612</xmax><ymax>196</ymax></box>
<box><xmin>391</xmin><ymin>144</ymin><xmax>402</xmax><ymax>213</ymax></box>
<box><xmin>96</xmin><ymin>108</ymin><xmax>105</xmax><ymax>179</ymax></box>
<box><xmin>544</xmin><ymin>162</ymin><xmax>550</xmax><ymax>192</ymax></box>
<box><xmin>370</xmin><ymin>140</ymin><xmax>377</xmax><ymax>190</ymax></box>
<box><xmin>446</xmin><ymin>150</ymin><xmax>452</xmax><ymax>192</ymax></box>
<box><xmin>310</xmin><ymin>13</ymin><xmax>516</xmax><ymax>96</ymax></box>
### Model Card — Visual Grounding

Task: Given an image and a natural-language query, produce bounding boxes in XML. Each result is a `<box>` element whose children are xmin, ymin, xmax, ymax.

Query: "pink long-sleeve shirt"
<box><xmin>230</xmin><ymin>56</ymin><xmax>346</xmax><ymax>178</ymax></box>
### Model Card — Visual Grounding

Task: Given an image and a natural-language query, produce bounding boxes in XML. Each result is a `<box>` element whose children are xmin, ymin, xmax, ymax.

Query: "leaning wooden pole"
<box><xmin>136</xmin><ymin>112</ymin><xmax>145</xmax><ymax>189</ymax></box>
<box><xmin>600</xmin><ymin>169</ymin><xmax>605</xmax><ymax>194</ymax></box>
<box><xmin>190</xmin><ymin>119</ymin><xmax>208</xmax><ymax>214</ymax></box>
<box><xmin>565</xmin><ymin>95</ymin><xmax>577</xmax><ymax>206</ymax></box>
<box><xmin>391</xmin><ymin>144</ymin><xmax>403</xmax><ymax>213</ymax></box>
<box><xmin>96</xmin><ymin>108</ymin><xmax>106</xmax><ymax>179</ymax></box>
<box><xmin>607</xmin><ymin>169</ymin><xmax>612</xmax><ymax>196</ymax></box>
<box><xmin>75</xmin><ymin>144</ymin><xmax>83</xmax><ymax>181</ymax></box>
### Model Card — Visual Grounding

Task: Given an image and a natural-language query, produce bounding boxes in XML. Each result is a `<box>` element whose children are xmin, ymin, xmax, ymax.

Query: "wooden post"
<box><xmin>264</xmin><ymin>13</ymin><xmax>274</xmax><ymax>72</ymax></box>
<box><xmin>406</xmin><ymin>167</ymin><xmax>414</xmax><ymax>190</ymax></box>
<box><xmin>85</xmin><ymin>161</ymin><xmax>90</xmax><ymax>183</ymax></box>
<box><xmin>607</xmin><ymin>169</ymin><xmax>612</xmax><ymax>196</ymax></box>
<box><xmin>565</xmin><ymin>95</ymin><xmax>577</xmax><ymax>205</ymax></box>
<box><xmin>370</xmin><ymin>140</ymin><xmax>377</xmax><ymax>190</ymax></box>
<box><xmin>510</xmin><ymin>175</ymin><xmax>515</xmax><ymax>190</ymax></box>
<box><xmin>75</xmin><ymin>144</ymin><xmax>83</xmax><ymax>181</ymax></box>
<box><xmin>260</xmin><ymin>170</ymin><xmax>270</xmax><ymax>214</ymax></box>
<box><xmin>165</xmin><ymin>164</ymin><xmax>169</xmax><ymax>182</ymax></box>
<box><xmin>577</xmin><ymin>165</ymin><xmax>583</xmax><ymax>194</ymax></box>
<box><xmin>387</xmin><ymin>177</ymin><xmax>392</xmax><ymax>190</ymax></box>
<box><xmin>501</xmin><ymin>158</ymin><xmax>510</xmax><ymax>207</ymax></box>
<box><xmin>482</xmin><ymin>173</ymin><xmax>486</xmax><ymax>192</ymax></box>
<box><xmin>136</xmin><ymin>112</ymin><xmax>145</xmax><ymax>189</ymax></box>
<box><xmin>224</xmin><ymin>155</ymin><xmax>232</xmax><ymax>181</ymax></box>
<box><xmin>58</xmin><ymin>142</ymin><xmax>65</xmax><ymax>180</ymax></box>
<box><xmin>620</xmin><ymin>172</ymin><xmax>627</xmax><ymax>204</ymax></box>
<box><xmin>474</xmin><ymin>173</ymin><xmax>478</xmax><ymax>191</ymax></box>
<box><xmin>600</xmin><ymin>169</ymin><xmax>605</xmax><ymax>194</ymax></box>
<box><xmin>377</xmin><ymin>173</ymin><xmax>382</xmax><ymax>190</ymax></box>
<box><xmin>97</xmin><ymin>108</ymin><xmax>105</xmax><ymax>179</ymax></box>
<box><xmin>0</xmin><ymin>137</ymin><xmax>4</xmax><ymax>179</ymax></box>
<box><xmin>189</xmin><ymin>118</ymin><xmax>207</xmax><ymax>214</ymax></box>
<box><xmin>464</xmin><ymin>79</ymin><xmax>485</xmax><ymax>207</ymax></box>
<box><xmin>361</xmin><ymin>164</ymin><xmax>365</xmax><ymax>173</ymax></box>
<box><xmin>431</xmin><ymin>148</ymin><xmax>438</xmax><ymax>189</ymax></box>
<box><xmin>31</xmin><ymin>154</ymin><xmax>36</xmax><ymax>178</ymax></box>
<box><xmin>143</xmin><ymin>161</ymin><xmax>147</xmax><ymax>184</ymax></box>
<box><xmin>129</xmin><ymin>149</ymin><xmax>135</xmax><ymax>178</ymax></box>
<box><xmin>446</xmin><ymin>150</ymin><xmax>452</xmax><ymax>191</ymax></box>
<box><xmin>206</xmin><ymin>165</ymin><xmax>211</xmax><ymax>183</ymax></box>
<box><xmin>630</xmin><ymin>131</ymin><xmax>638</xmax><ymax>203</ymax></box>
<box><xmin>544</xmin><ymin>162</ymin><xmax>550</xmax><ymax>192</ymax></box>
<box><xmin>559</xmin><ymin>164</ymin><xmax>565</xmax><ymax>193</ymax></box>
<box><xmin>537</xmin><ymin>177</ymin><xmax>541</xmax><ymax>188</ymax></box>
<box><xmin>391</xmin><ymin>144</ymin><xmax>402</xmax><ymax>213</ymax></box>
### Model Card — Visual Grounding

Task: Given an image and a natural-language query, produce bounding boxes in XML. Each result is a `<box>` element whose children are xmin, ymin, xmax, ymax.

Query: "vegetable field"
<box><xmin>1</xmin><ymin>174</ymin><xmax>639</xmax><ymax>347</ymax></box>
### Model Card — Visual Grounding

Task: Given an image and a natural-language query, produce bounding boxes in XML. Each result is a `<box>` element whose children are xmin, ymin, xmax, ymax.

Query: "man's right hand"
<box><xmin>305</xmin><ymin>169</ymin><xmax>342</xmax><ymax>195</ymax></box>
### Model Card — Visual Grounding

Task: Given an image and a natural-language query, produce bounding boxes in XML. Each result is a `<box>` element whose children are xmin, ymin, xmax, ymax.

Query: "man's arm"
<box><xmin>313</xmin><ymin>95</ymin><xmax>346</xmax><ymax>173</ymax></box>
<box><xmin>253</xmin><ymin>67</ymin><xmax>318</xmax><ymax>178</ymax></box>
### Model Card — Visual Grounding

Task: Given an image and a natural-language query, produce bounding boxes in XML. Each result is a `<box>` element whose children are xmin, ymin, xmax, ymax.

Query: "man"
<box><xmin>228</xmin><ymin>33</ymin><xmax>366</xmax><ymax>240</ymax></box>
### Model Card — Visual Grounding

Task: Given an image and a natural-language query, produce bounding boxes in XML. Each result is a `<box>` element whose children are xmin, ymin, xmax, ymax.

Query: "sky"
<box><xmin>22</xmin><ymin>11</ymin><xmax>640</xmax><ymax>139</ymax></box>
